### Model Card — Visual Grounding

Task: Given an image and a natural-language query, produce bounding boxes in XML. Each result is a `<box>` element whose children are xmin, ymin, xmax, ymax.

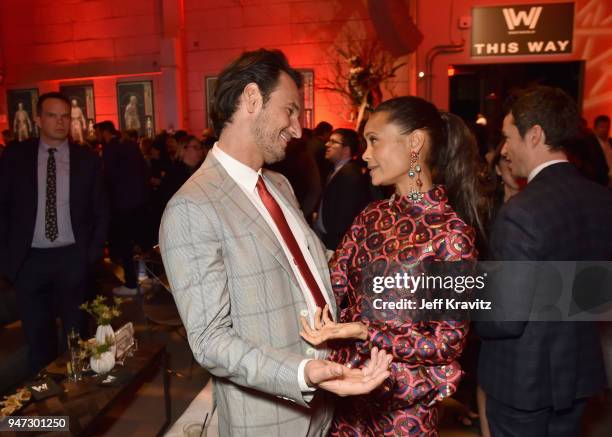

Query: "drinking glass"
<box><xmin>67</xmin><ymin>328</ymin><xmax>82</xmax><ymax>382</ymax></box>
<box><xmin>183</xmin><ymin>422</ymin><xmax>207</xmax><ymax>437</ymax></box>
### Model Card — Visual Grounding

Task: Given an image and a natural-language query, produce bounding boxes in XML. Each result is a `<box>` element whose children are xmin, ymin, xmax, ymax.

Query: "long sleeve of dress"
<box><xmin>328</xmin><ymin>188</ymin><xmax>480</xmax><ymax>435</ymax></box>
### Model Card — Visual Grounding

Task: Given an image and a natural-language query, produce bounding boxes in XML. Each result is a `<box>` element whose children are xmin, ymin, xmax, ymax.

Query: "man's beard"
<box><xmin>251</xmin><ymin>110</ymin><xmax>288</xmax><ymax>165</ymax></box>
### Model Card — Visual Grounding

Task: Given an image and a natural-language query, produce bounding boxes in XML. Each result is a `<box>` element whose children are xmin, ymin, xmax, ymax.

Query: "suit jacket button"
<box><xmin>300</xmin><ymin>309</ymin><xmax>309</xmax><ymax>317</ymax></box>
<box><xmin>306</xmin><ymin>348</ymin><xmax>315</xmax><ymax>356</ymax></box>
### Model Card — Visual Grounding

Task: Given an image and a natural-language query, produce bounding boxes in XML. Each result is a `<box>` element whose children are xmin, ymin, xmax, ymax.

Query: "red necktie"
<box><xmin>256</xmin><ymin>176</ymin><xmax>327</xmax><ymax>310</ymax></box>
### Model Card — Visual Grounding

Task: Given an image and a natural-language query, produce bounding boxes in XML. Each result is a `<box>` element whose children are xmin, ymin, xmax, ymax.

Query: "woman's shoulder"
<box><xmin>360</xmin><ymin>198</ymin><xmax>391</xmax><ymax>215</ymax></box>
<box><xmin>433</xmin><ymin>206</ymin><xmax>478</xmax><ymax>258</ymax></box>
<box><xmin>440</xmin><ymin>201</ymin><xmax>473</xmax><ymax>230</ymax></box>
<box><xmin>336</xmin><ymin>199</ymin><xmax>391</xmax><ymax>247</ymax></box>
<box><xmin>347</xmin><ymin>198</ymin><xmax>392</xmax><ymax>228</ymax></box>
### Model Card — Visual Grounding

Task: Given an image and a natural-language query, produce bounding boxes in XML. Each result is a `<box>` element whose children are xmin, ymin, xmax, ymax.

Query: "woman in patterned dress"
<box><xmin>300</xmin><ymin>96</ymin><xmax>488</xmax><ymax>436</ymax></box>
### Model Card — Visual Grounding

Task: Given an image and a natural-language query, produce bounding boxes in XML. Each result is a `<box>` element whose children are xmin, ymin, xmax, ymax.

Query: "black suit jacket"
<box><xmin>477</xmin><ymin>162</ymin><xmax>612</xmax><ymax>410</ymax></box>
<box><xmin>157</xmin><ymin>161</ymin><xmax>198</xmax><ymax>211</ymax></box>
<box><xmin>0</xmin><ymin>139</ymin><xmax>109</xmax><ymax>282</ymax></box>
<box><xmin>102</xmin><ymin>137</ymin><xmax>149</xmax><ymax>211</ymax></box>
<box><xmin>320</xmin><ymin>160</ymin><xmax>371</xmax><ymax>250</ymax></box>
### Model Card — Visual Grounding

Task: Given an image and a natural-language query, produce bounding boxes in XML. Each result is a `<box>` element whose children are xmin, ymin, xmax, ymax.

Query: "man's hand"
<box><xmin>304</xmin><ymin>347</ymin><xmax>392</xmax><ymax>397</ymax></box>
<box><xmin>300</xmin><ymin>305</ymin><xmax>368</xmax><ymax>346</ymax></box>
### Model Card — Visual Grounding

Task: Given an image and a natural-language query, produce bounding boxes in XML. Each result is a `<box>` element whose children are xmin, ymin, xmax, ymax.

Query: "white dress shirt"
<box><xmin>212</xmin><ymin>144</ymin><xmax>330</xmax><ymax>394</ymax></box>
<box><xmin>32</xmin><ymin>139</ymin><xmax>76</xmax><ymax>248</ymax></box>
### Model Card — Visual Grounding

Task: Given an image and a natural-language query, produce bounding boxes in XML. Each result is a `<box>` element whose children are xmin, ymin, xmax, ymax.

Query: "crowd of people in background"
<box><xmin>1</xmin><ymin>95</ymin><xmax>610</xmax><ymax>307</ymax></box>
<box><xmin>1</xmin><ymin>108</ymin><xmax>609</xmax><ymax>223</ymax></box>
<box><xmin>0</xmin><ymin>97</ymin><xmax>610</xmax><ymax>293</ymax></box>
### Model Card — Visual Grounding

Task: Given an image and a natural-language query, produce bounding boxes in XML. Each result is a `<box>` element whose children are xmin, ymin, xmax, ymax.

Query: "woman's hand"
<box><xmin>300</xmin><ymin>305</ymin><xmax>368</xmax><ymax>346</ymax></box>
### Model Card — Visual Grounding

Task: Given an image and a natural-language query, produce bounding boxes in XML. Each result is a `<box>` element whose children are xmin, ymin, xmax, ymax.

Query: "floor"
<box><xmin>86</xmin><ymin>259</ymin><xmax>211</xmax><ymax>436</ymax></box>
<box><xmin>92</xmin><ymin>259</ymin><xmax>612</xmax><ymax>436</ymax></box>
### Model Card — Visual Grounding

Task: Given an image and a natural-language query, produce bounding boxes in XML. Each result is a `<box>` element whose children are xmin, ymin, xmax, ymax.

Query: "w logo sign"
<box><xmin>502</xmin><ymin>7</ymin><xmax>543</xmax><ymax>30</ymax></box>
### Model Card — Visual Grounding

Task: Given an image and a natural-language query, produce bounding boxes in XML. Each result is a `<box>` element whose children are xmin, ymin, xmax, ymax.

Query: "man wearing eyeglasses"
<box><xmin>314</xmin><ymin>128</ymin><xmax>371</xmax><ymax>251</ymax></box>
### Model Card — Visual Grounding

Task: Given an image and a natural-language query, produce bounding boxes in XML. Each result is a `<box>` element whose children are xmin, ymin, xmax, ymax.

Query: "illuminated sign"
<box><xmin>472</xmin><ymin>3</ymin><xmax>574</xmax><ymax>57</ymax></box>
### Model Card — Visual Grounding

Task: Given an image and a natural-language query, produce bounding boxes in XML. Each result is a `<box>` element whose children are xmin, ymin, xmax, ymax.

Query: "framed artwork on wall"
<box><xmin>205</xmin><ymin>76</ymin><xmax>218</xmax><ymax>130</ymax></box>
<box><xmin>116</xmin><ymin>80</ymin><xmax>155</xmax><ymax>138</ymax></box>
<box><xmin>298</xmin><ymin>69</ymin><xmax>314</xmax><ymax>129</ymax></box>
<box><xmin>60</xmin><ymin>84</ymin><xmax>95</xmax><ymax>143</ymax></box>
<box><xmin>7</xmin><ymin>88</ymin><xmax>39</xmax><ymax>141</ymax></box>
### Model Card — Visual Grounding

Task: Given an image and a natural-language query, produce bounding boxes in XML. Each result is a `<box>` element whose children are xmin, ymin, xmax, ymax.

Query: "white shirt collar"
<box><xmin>334</xmin><ymin>157</ymin><xmax>351</xmax><ymax>171</ymax></box>
<box><xmin>527</xmin><ymin>159</ymin><xmax>568</xmax><ymax>183</ymax></box>
<box><xmin>597</xmin><ymin>136</ymin><xmax>611</xmax><ymax>148</ymax></box>
<box><xmin>39</xmin><ymin>138</ymin><xmax>68</xmax><ymax>152</ymax></box>
<box><xmin>211</xmin><ymin>143</ymin><xmax>262</xmax><ymax>192</ymax></box>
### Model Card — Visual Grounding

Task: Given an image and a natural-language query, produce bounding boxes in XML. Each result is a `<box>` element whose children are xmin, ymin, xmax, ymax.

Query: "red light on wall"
<box><xmin>447</xmin><ymin>66</ymin><xmax>455</xmax><ymax>77</ymax></box>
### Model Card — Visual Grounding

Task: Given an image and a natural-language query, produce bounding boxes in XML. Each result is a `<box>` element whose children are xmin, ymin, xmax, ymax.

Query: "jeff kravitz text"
<box><xmin>370</xmin><ymin>272</ymin><xmax>492</xmax><ymax>312</ymax></box>
<box><xmin>372</xmin><ymin>297</ymin><xmax>492</xmax><ymax>310</ymax></box>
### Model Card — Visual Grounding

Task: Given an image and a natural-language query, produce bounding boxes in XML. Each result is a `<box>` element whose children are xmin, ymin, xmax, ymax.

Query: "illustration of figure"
<box><xmin>87</xmin><ymin>119</ymin><xmax>95</xmax><ymax>139</ymax></box>
<box><xmin>70</xmin><ymin>99</ymin><xmax>87</xmax><ymax>143</ymax></box>
<box><xmin>13</xmin><ymin>102</ymin><xmax>33</xmax><ymax>141</ymax></box>
<box><xmin>124</xmin><ymin>95</ymin><xmax>141</xmax><ymax>130</ymax></box>
<box><xmin>145</xmin><ymin>116</ymin><xmax>153</xmax><ymax>138</ymax></box>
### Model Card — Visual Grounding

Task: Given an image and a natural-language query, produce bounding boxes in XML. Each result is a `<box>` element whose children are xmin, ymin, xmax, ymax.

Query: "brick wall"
<box><xmin>183</xmin><ymin>0</ymin><xmax>412</xmax><ymax>133</ymax></box>
<box><xmin>3</xmin><ymin>1</ymin><xmax>607</xmax><ymax>134</ymax></box>
<box><xmin>0</xmin><ymin>0</ymin><xmax>162</xmax><ymax>129</ymax></box>
<box><xmin>0</xmin><ymin>0</ymin><xmax>414</xmax><ymax>133</ymax></box>
<box><xmin>416</xmin><ymin>0</ymin><xmax>612</xmax><ymax>124</ymax></box>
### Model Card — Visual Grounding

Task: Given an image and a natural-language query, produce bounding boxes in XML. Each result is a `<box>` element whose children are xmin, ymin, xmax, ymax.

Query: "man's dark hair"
<box><xmin>505</xmin><ymin>85</ymin><xmax>579</xmax><ymax>150</ymax></box>
<box><xmin>333</xmin><ymin>128</ymin><xmax>360</xmax><ymax>156</ymax></box>
<box><xmin>314</xmin><ymin>121</ymin><xmax>333</xmax><ymax>137</ymax></box>
<box><xmin>125</xmin><ymin>129</ymin><xmax>139</xmax><ymax>141</ymax></box>
<box><xmin>211</xmin><ymin>49</ymin><xmax>302</xmax><ymax>136</ymax></box>
<box><xmin>203</xmin><ymin>136</ymin><xmax>217</xmax><ymax>149</ymax></box>
<box><xmin>374</xmin><ymin>97</ymin><xmax>488</xmax><ymax>239</ymax></box>
<box><xmin>94</xmin><ymin>120</ymin><xmax>116</xmax><ymax>134</ymax></box>
<box><xmin>37</xmin><ymin>92</ymin><xmax>70</xmax><ymax>114</ymax></box>
<box><xmin>174</xmin><ymin>130</ymin><xmax>189</xmax><ymax>143</ymax></box>
<box><xmin>594</xmin><ymin>115</ymin><xmax>610</xmax><ymax>127</ymax></box>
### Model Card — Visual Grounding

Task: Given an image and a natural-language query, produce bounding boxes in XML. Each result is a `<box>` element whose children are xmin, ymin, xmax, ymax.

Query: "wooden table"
<box><xmin>3</xmin><ymin>341</ymin><xmax>170</xmax><ymax>436</ymax></box>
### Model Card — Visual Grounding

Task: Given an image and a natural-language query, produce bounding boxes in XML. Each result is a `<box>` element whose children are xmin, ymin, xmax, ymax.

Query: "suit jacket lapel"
<box><xmin>304</xmin><ymin>229</ymin><xmax>336</xmax><ymax>317</ymax></box>
<box><xmin>206</xmin><ymin>156</ymin><xmax>298</xmax><ymax>287</ymax></box>
<box><xmin>69</xmin><ymin>144</ymin><xmax>78</xmax><ymax>227</ymax></box>
<box><xmin>28</xmin><ymin>141</ymin><xmax>39</xmax><ymax>229</ymax></box>
<box><xmin>263</xmin><ymin>172</ymin><xmax>337</xmax><ymax>317</ymax></box>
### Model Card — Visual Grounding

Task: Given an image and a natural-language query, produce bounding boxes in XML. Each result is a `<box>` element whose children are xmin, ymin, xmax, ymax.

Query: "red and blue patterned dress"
<box><xmin>328</xmin><ymin>186</ymin><xmax>476</xmax><ymax>436</ymax></box>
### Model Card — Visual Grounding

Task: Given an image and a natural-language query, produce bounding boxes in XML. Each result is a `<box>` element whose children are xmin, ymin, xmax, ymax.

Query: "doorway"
<box><xmin>449</xmin><ymin>61</ymin><xmax>584</xmax><ymax>138</ymax></box>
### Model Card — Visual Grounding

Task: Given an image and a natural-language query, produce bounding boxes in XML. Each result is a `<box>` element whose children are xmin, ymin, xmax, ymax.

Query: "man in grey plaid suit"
<box><xmin>159</xmin><ymin>49</ymin><xmax>391</xmax><ymax>436</ymax></box>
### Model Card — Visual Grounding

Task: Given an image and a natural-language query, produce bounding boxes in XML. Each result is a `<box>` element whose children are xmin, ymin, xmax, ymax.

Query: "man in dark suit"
<box><xmin>1</xmin><ymin>129</ymin><xmax>15</xmax><ymax>159</ymax></box>
<box><xmin>478</xmin><ymin>86</ymin><xmax>612</xmax><ymax>436</ymax></box>
<box><xmin>593</xmin><ymin>114</ymin><xmax>612</xmax><ymax>186</ymax></box>
<box><xmin>306</xmin><ymin>121</ymin><xmax>334</xmax><ymax>187</ymax></box>
<box><xmin>0</xmin><ymin>92</ymin><xmax>108</xmax><ymax>373</ymax></box>
<box><xmin>314</xmin><ymin>128</ymin><xmax>371</xmax><ymax>250</ymax></box>
<box><xmin>95</xmin><ymin>121</ymin><xmax>149</xmax><ymax>296</ymax></box>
